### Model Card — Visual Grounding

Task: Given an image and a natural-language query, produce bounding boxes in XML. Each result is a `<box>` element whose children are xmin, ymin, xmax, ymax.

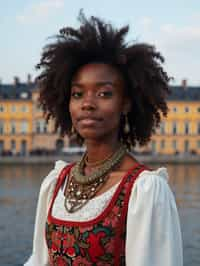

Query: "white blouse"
<box><xmin>52</xmin><ymin>174</ymin><xmax>120</xmax><ymax>221</ymax></box>
<box><xmin>24</xmin><ymin>160</ymin><xmax>183</xmax><ymax>266</ymax></box>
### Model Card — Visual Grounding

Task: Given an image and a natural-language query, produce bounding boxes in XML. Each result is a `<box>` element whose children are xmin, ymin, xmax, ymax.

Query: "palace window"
<box><xmin>172</xmin><ymin>140</ymin><xmax>177</xmax><ymax>150</ymax></box>
<box><xmin>184</xmin><ymin>140</ymin><xmax>189</xmax><ymax>153</ymax></box>
<box><xmin>21</xmin><ymin>121</ymin><xmax>28</xmax><ymax>134</ymax></box>
<box><xmin>197</xmin><ymin>140</ymin><xmax>200</xmax><ymax>149</ymax></box>
<box><xmin>21</xmin><ymin>105</ymin><xmax>28</xmax><ymax>112</ymax></box>
<box><xmin>160</xmin><ymin>121</ymin><xmax>165</xmax><ymax>134</ymax></box>
<box><xmin>0</xmin><ymin>140</ymin><xmax>4</xmax><ymax>154</ymax></box>
<box><xmin>11</xmin><ymin>105</ymin><xmax>16</xmax><ymax>112</ymax></box>
<box><xmin>0</xmin><ymin>105</ymin><xmax>4</xmax><ymax>112</ymax></box>
<box><xmin>160</xmin><ymin>139</ymin><xmax>165</xmax><ymax>149</ymax></box>
<box><xmin>184</xmin><ymin>122</ymin><xmax>190</xmax><ymax>135</ymax></box>
<box><xmin>0</xmin><ymin>121</ymin><xmax>4</xmax><ymax>134</ymax></box>
<box><xmin>185</xmin><ymin>106</ymin><xmax>189</xmax><ymax>113</ymax></box>
<box><xmin>10</xmin><ymin>139</ymin><xmax>16</xmax><ymax>151</ymax></box>
<box><xmin>173</xmin><ymin>106</ymin><xmax>177</xmax><ymax>112</ymax></box>
<box><xmin>172</xmin><ymin>121</ymin><xmax>177</xmax><ymax>135</ymax></box>
<box><xmin>35</xmin><ymin>120</ymin><xmax>47</xmax><ymax>133</ymax></box>
<box><xmin>10</xmin><ymin>121</ymin><xmax>16</xmax><ymax>134</ymax></box>
<box><xmin>151</xmin><ymin>140</ymin><xmax>156</xmax><ymax>153</ymax></box>
<box><xmin>21</xmin><ymin>139</ymin><xmax>27</xmax><ymax>155</ymax></box>
<box><xmin>197</xmin><ymin>122</ymin><xmax>200</xmax><ymax>135</ymax></box>
<box><xmin>36</xmin><ymin>121</ymin><xmax>40</xmax><ymax>133</ymax></box>
<box><xmin>197</xmin><ymin>107</ymin><xmax>200</xmax><ymax>112</ymax></box>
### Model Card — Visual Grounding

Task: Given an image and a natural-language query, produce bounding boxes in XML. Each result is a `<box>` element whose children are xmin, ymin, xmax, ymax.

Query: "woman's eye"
<box><xmin>71</xmin><ymin>91</ymin><xmax>83</xmax><ymax>98</ymax></box>
<box><xmin>98</xmin><ymin>91</ymin><xmax>113</xmax><ymax>97</ymax></box>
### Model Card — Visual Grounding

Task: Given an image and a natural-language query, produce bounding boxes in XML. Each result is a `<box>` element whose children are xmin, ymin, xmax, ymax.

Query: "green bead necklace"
<box><xmin>64</xmin><ymin>144</ymin><xmax>126</xmax><ymax>213</ymax></box>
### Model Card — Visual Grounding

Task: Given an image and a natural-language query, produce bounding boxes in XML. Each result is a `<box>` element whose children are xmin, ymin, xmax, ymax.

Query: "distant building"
<box><xmin>31</xmin><ymin>88</ymin><xmax>69</xmax><ymax>153</ymax></box>
<box><xmin>0</xmin><ymin>77</ymin><xmax>34</xmax><ymax>155</ymax></box>
<box><xmin>138</xmin><ymin>80</ymin><xmax>200</xmax><ymax>155</ymax></box>
<box><xmin>0</xmin><ymin>78</ymin><xmax>200</xmax><ymax>155</ymax></box>
<box><xmin>0</xmin><ymin>76</ymin><xmax>69</xmax><ymax>155</ymax></box>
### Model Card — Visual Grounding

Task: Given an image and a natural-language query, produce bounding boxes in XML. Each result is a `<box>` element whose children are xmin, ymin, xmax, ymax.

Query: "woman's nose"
<box><xmin>81</xmin><ymin>94</ymin><xmax>97</xmax><ymax>111</ymax></box>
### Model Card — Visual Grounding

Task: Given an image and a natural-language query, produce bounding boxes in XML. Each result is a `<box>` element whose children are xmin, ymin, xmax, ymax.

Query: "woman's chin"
<box><xmin>78</xmin><ymin>129</ymin><xmax>105</xmax><ymax>141</ymax></box>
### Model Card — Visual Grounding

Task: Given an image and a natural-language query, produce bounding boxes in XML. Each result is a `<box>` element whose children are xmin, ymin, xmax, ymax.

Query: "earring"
<box><xmin>71</xmin><ymin>125</ymin><xmax>75</xmax><ymax>134</ymax></box>
<box><xmin>124</xmin><ymin>113</ymin><xmax>130</xmax><ymax>134</ymax></box>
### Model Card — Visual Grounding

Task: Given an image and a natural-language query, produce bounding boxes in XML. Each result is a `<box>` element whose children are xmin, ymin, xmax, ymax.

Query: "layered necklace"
<box><xmin>64</xmin><ymin>144</ymin><xmax>127</xmax><ymax>213</ymax></box>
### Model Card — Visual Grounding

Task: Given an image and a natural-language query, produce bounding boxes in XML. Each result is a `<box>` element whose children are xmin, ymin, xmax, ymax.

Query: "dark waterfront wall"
<box><xmin>0</xmin><ymin>162</ymin><xmax>200</xmax><ymax>266</ymax></box>
<box><xmin>0</xmin><ymin>154</ymin><xmax>200</xmax><ymax>164</ymax></box>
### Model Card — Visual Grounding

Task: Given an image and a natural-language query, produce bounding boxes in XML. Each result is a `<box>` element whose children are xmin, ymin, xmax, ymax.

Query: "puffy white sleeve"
<box><xmin>24</xmin><ymin>160</ymin><xmax>68</xmax><ymax>266</ymax></box>
<box><xmin>126</xmin><ymin>167</ymin><xmax>183</xmax><ymax>266</ymax></box>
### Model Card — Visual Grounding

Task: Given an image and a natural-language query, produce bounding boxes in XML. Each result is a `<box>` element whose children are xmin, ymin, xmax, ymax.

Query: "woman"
<box><xmin>24</xmin><ymin>12</ymin><xmax>183</xmax><ymax>266</ymax></box>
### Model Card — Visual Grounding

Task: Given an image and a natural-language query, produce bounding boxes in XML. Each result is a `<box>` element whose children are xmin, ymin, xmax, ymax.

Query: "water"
<box><xmin>0</xmin><ymin>162</ymin><xmax>199</xmax><ymax>266</ymax></box>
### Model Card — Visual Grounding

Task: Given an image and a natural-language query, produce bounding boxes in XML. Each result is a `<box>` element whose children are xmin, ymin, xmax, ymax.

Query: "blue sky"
<box><xmin>1</xmin><ymin>0</ymin><xmax>200</xmax><ymax>85</ymax></box>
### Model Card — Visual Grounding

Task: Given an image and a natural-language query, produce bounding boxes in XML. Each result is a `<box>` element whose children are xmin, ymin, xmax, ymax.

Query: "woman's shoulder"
<box><xmin>131</xmin><ymin>166</ymin><xmax>175</xmax><ymax>206</ymax></box>
<box><xmin>125</xmin><ymin>155</ymin><xmax>169</xmax><ymax>189</ymax></box>
<box><xmin>137</xmin><ymin>166</ymin><xmax>169</xmax><ymax>184</ymax></box>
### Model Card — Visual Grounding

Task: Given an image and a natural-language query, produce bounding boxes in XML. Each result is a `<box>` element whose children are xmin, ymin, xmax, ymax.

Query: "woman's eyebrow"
<box><xmin>96</xmin><ymin>81</ymin><xmax>114</xmax><ymax>86</ymax></box>
<box><xmin>71</xmin><ymin>82</ymin><xmax>83</xmax><ymax>87</ymax></box>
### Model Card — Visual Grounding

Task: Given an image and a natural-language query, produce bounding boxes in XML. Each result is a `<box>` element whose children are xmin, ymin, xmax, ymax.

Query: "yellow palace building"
<box><xmin>0</xmin><ymin>78</ymin><xmax>200</xmax><ymax>155</ymax></box>
<box><xmin>0</xmin><ymin>77</ymin><xmax>68</xmax><ymax>155</ymax></box>
<box><xmin>141</xmin><ymin>80</ymin><xmax>200</xmax><ymax>155</ymax></box>
<box><xmin>0</xmin><ymin>78</ymin><xmax>34</xmax><ymax>155</ymax></box>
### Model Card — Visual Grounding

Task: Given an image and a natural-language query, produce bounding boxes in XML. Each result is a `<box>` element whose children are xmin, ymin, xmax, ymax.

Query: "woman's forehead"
<box><xmin>72</xmin><ymin>63</ymin><xmax>124</xmax><ymax>84</ymax></box>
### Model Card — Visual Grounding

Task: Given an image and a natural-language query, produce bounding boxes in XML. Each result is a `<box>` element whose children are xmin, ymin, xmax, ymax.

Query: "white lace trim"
<box><xmin>52</xmin><ymin>177</ymin><xmax>120</xmax><ymax>221</ymax></box>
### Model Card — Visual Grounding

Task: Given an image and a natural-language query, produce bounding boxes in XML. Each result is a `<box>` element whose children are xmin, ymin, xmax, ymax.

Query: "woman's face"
<box><xmin>69</xmin><ymin>63</ymin><xmax>130</xmax><ymax>142</ymax></box>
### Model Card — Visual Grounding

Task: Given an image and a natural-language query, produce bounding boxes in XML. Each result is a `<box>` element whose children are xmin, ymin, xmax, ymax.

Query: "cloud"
<box><xmin>139</xmin><ymin>17</ymin><xmax>153</xmax><ymax>31</ymax></box>
<box><xmin>158</xmin><ymin>24</ymin><xmax>200</xmax><ymax>57</ymax></box>
<box><xmin>16</xmin><ymin>0</ymin><xmax>64</xmax><ymax>24</ymax></box>
<box><xmin>161</xmin><ymin>24</ymin><xmax>200</xmax><ymax>41</ymax></box>
<box><xmin>157</xmin><ymin>24</ymin><xmax>200</xmax><ymax>85</ymax></box>
<box><xmin>137</xmin><ymin>19</ymin><xmax>200</xmax><ymax>85</ymax></box>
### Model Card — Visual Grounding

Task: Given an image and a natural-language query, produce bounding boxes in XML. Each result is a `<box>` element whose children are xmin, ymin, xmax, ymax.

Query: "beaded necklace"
<box><xmin>64</xmin><ymin>145</ymin><xmax>126</xmax><ymax>213</ymax></box>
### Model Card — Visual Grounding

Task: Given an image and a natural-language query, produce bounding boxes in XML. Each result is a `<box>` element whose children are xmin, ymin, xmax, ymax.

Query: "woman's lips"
<box><xmin>78</xmin><ymin>117</ymin><xmax>102</xmax><ymax>126</ymax></box>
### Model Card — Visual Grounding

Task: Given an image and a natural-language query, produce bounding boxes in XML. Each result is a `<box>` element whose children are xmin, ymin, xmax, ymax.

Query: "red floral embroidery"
<box><xmin>73</xmin><ymin>256</ymin><xmax>92</xmax><ymax>266</ymax></box>
<box><xmin>66</xmin><ymin>247</ymin><xmax>76</xmax><ymax>258</ymax></box>
<box><xmin>55</xmin><ymin>256</ymin><xmax>68</xmax><ymax>266</ymax></box>
<box><xmin>63</xmin><ymin>233</ymin><xmax>76</xmax><ymax>252</ymax></box>
<box><xmin>52</xmin><ymin>231</ymin><xmax>62</xmax><ymax>249</ymax></box>
<box><xmin>86</xmin><ymin>231</ymin><xmax>106</xmax><ymax>262</ymax></box>
<box><xmin>79</xmin><ymin>224</ymin><xmax>93</xmax><ymax>233</ymax></box>
<box><xmin>104</xmin><ymin>237</ymin><xmax>115</xmax><ymax>254</ymax></box>
<box><xmin>104</xmin><ymin>205</ymin><xmax>120</xmax><ymax>227</ymax></box>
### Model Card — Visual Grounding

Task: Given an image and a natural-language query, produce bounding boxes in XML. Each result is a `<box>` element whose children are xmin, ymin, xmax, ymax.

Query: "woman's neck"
<box><xmin>83</xmin><ymin>139</ymin><xmax>123</xmax><ymax>176</ymax></box>
<box><xmin>84</xmin><ymin>137</ymin><xmax>121</xmax><ymax>165</ymax></box>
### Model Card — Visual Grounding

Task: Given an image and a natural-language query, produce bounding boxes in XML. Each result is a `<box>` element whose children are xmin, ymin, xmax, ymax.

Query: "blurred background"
<box><xmin>0</xmin><ymin>1</ymin><xmax>200</xmax><ymax>265</ymax></box>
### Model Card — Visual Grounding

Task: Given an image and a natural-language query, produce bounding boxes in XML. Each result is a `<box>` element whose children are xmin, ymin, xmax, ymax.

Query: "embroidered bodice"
<box><xmin>46</xmin><ymin>163</ymin><xmax>146</xmax><ymax>265</ymax></box>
